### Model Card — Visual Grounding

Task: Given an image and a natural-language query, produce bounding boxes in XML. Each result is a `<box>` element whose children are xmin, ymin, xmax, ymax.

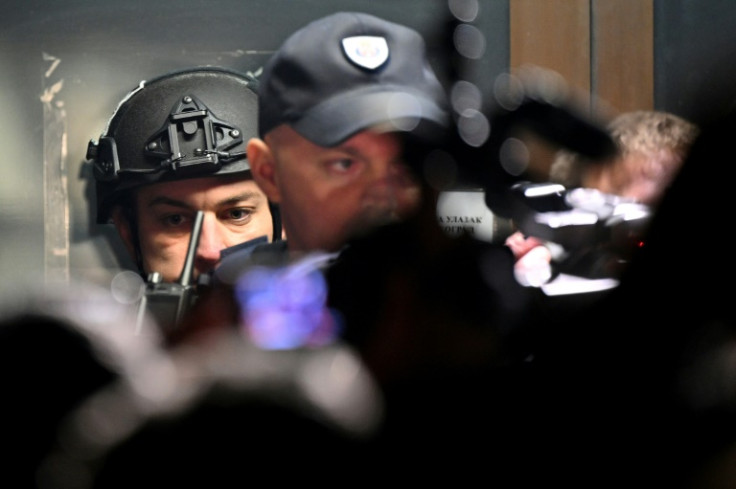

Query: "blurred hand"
<box><xmin>505</xmin><ymin>231</ymin><xmax>552</xmax><ymax>287</ymax></box>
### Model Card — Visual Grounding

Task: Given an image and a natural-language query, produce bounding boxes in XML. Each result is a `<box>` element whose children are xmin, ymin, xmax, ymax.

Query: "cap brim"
<box><xmin>290</xmin><ymin>88</ymin><xmax>449</xmax><ymax>147</ymax></box>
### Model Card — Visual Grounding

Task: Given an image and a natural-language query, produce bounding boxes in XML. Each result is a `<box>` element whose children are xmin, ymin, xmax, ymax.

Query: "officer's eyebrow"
<box><xmin>145</xmin><ymin>191</ymin><xmax>265</xmax><ymax>210</ymax></box>
<box><xmin>214</xmin><ymin>191</ymin><xmax>265</xmax><ymax>208</ymax></box>
<box><xmin>333</xmin><ymin>143</ymin><xmax>405</xmax><ymax>167</ymax></box>
<box><xmin>145</xmin><ymin>196</ymin><xmax>191</xmax><ymax>210</ymax></box>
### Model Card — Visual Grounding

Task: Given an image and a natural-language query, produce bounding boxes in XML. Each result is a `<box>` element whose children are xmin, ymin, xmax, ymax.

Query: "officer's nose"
<box><xmin>366</xmin><ymin>159</ymin><xmax>419</xmax><ymax>201</ymax></box>
<box><xmin>387</xmin><ymin>159</ymin><xmax>416</xmax><ymax>187</ymax></box>
<box><xmin>194</xmin><ymin>213</ymin><xmax>224</xmax><ymax>268</ymax></box>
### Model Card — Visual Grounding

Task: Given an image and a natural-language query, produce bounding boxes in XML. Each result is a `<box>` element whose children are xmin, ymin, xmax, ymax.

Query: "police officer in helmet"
<box><xmin>87</xmin><ymin>67</ymin><xmax>281</xmax><ymax>284</ymax></box>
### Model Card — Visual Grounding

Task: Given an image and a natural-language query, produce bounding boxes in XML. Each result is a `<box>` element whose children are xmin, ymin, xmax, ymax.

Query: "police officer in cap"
<box><xmin>213</xmin><ymin>11</ymin><xmax>450</xmax><ymax>285</ymax></box>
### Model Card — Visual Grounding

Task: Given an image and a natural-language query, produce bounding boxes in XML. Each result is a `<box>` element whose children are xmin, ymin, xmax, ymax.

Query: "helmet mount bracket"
<box><xmin>144</xmin><ymin>95</ymin><xmax>244</xmax><ymax>176</ymax></box>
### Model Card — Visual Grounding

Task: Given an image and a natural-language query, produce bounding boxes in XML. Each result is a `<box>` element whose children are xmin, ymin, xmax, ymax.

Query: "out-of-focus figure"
<box><xmin>532</xmin><ymin>101</ymin><xmax>736</xmax><ymax>489</ymax></box>
<box><xmin>508</xmin><ymin>109</ymin><xmax>699</xmax><ymax>289</ymax></box>
<box><xmin>0</xmin><ymin>279</ymin><xmax>163</xmax><ymax>488</ymax></box>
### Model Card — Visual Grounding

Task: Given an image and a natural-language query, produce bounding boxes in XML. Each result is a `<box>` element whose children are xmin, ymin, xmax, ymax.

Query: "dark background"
<box><xmin>0</xmin><ymin>0</ymin><xmax>734</xmax><ymax>293</ymax></box>
<box><xmin>654</xmin><ymin>0</ymin><xmax>736</xmax><ymax>123</ymax></box>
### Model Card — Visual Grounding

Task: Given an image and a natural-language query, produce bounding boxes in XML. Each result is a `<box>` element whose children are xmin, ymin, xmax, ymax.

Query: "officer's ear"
<box><xmin>110</xmin><ymin>206</ymin><xmax>137</xmax><ymax>261</ymax></box>
<box><xmin>246</xmin><ymin>137</ymin><xmax>281</xmax><ymax>203</ymax></box>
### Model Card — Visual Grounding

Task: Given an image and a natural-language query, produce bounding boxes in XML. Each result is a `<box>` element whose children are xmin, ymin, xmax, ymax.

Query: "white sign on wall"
<box><xmin>435</xmin><ymin>189</ymin><xmax>509</xmax><ymax>243</ymax></box>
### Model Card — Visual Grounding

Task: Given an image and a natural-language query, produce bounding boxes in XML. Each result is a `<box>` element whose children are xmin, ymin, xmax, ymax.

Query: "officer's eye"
<box><xmin>162</xmin><ymin>213</ymin><xmax>188</xmax><ymax>227</ymax></box>
<box><xmin>227</xmin><ymin>207</ymin><xmax>254</xmax><ymax>222</ymax></box>
<box><xmin>330</xmin><ymin>158</ymin><xmax>356</xmax><ymax>173</ymax></box>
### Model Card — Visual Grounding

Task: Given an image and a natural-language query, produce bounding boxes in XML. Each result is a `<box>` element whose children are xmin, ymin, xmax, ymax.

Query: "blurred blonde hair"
<box><xmin>549</xmin><ymin>110</ymin><xmax>700</xmax><ymax>193</ymax></box>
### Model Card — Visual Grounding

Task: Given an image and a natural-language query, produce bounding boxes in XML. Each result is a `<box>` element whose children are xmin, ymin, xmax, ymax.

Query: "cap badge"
<box><xmin>341</xmin><ymin>36</ymin><xmax>389</xmax><ymax>70</ymax></box>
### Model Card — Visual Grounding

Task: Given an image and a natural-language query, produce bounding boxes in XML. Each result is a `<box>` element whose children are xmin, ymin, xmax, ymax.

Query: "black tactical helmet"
<box><xmin>88</xmin><ymin>66</ymin><xmax>259</xmax><ymax>224</ymax></box>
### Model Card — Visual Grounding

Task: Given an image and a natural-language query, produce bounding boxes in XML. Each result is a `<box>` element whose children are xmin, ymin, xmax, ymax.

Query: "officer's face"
<box><xmin>254</xmin><ymin>126</ymin><xmax>421</xmax><ymax>253</ymax></box>
<box><xmin>117</xmin><ymin>174</ymin><xmax>273</xmax><ymax>282</ymax></box>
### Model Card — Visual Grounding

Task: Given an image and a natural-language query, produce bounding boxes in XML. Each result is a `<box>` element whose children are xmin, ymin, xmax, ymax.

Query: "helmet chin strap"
<box><xmin>121</xmin><ymin>203</ymin><xmax>146</xmax><ymax>278</ymax></box>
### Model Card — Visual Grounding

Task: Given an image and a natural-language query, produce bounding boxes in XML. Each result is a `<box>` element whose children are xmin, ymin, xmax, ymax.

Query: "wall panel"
<box><xmin>510</xmin><ymin>0</ymin><xmax>654</xmax><ymax>115</ymax></box>
<box><xmin>510</xmin><ymin>0</ymin><xmax>591</xmax><ymax>98</ymax></box>
<box><xmin>592</xmin><ymin>0</ymin><xmax>654</xmax><ymax>113</ymax></box>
